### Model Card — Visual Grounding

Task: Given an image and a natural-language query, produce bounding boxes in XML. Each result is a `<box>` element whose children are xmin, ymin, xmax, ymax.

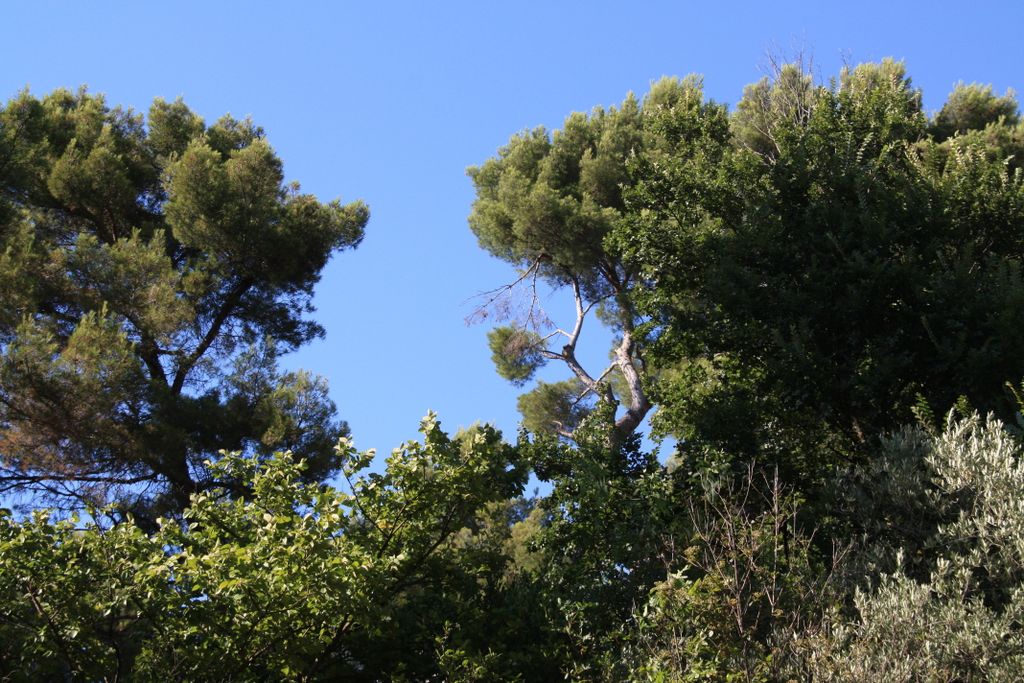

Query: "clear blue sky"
<box><xmin>2</xmin><ymin>1</ymin><xmax>1022</xmax><ymax>455</ymax></box>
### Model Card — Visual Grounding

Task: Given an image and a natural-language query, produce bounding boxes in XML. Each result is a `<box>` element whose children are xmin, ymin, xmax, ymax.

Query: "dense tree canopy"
<box><xmin>619</xmin><ymin>60</ymin><xmax>1024</xmax><ymax>482</ymax></box>
<box><xmin>462</xmin><ymin>61</ymin><xmax>1024</xmax><ymax>678</ymax></box>
<box><xmin>4</xmin><ymin>60</ymin><xmax>1024</xmax><ymax>681</ymax></box>
<box><xmin>472</xmin><ymin>61</ymin><xmax>1024</xmax><ymax>482</ymax></box>
<box><xmin>0</xmin><ymin>415</ymin><xmax>527</xmax><ymax>680</ymax></box>
<box><xmin>0</xmin><ymin>89</ymin><xmax>368</xmax><ymax>516</ymax></box>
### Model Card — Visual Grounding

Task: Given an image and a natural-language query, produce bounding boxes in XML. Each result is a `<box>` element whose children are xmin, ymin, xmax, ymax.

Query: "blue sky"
<box><xmin>2</xmin><ymin>1</ymin><xmax>1022</xmax><ymax>455</ymax></box>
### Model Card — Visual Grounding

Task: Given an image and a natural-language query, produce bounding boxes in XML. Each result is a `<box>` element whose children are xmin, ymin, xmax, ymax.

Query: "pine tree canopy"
<box><xmin>0</xmin><ymin>88</ymin><xmax>368</xmax><ymax>517</ymax></box>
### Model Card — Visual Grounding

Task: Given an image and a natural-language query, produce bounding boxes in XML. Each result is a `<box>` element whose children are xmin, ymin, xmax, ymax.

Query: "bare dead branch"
<box><xmin>464</xmin><ymin>257</ymin><xmax>551</xmax><ymax>328</ymax></box>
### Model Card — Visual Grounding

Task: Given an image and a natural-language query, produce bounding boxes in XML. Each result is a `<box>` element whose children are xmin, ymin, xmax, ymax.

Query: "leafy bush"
<box><xmin>622</xmin><ymin>467</ymin><xmax>843</xmax><ymax>682</ymax></box>
<box><xmin>0</xmin><ymin>414</ymin><xmax>524</xmax><ymax>681</ymax></box>
<box><xmin>793</xmin><ymin>413</ymin><xmax>1024</xmax><ymax>681</ymax></box>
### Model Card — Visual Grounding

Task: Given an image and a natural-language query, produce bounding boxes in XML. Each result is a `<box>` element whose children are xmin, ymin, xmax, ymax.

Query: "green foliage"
<box><xmin>800</xmin><ymin>566</ymin><xmax>1024</xmax><ymax>682</ymax></box>
<box><xmin>519</xmin><ymin>409</ymin><xmax>675</xmax><ymax>679</ymax></box>
<box><xmin>793</xmin><ymin>414</ymin><xmax>1024</xmax><ymax>681</ymax></box>
<box><xmin>0</xmin><ymin>414</ymin><xmax>525</xmax><ymax>680</ymax></box>
<box><xmin>930</xmin><ymin>81</ymin><xmax>1019</xmax><ymax>141</ymax></box>
<box><xmin>467</xmin><ymin>94</ymin><xmax>642</xmax><ymax>294</ymax></box>
<box><xmin>618</xmin><ymin>464</ymin><xmax>839</xmax><ymax>682</ymax></box>
<box><xmin>462</xmin><ymin>61</ymin><xmax>1024</xmax><ymax>678</ymax></box>
<box><xmin>435</xmin><ymin>497</ymin><xmax>561</xmax><ymax>681</ymax></box>
<box><xmin>487</xmin><ymin>325</ymin><xmax>547</xmax><ymax>385</ymax></box>
<box><xmin>516</xmin><ymin>378</ymin><xmax>589</xmax><ymax>436</ymax></box>
<box><xmin>619</xmin><ymin>60</ymin><xmax>1024</xmax><ymax>486</ymax></box>
<box><xmin>0</xmin><ymin>88</ymin><xmax>368</xmax><ymax>514</ymax></box>
<box><xmin>469</xmin><ymin>78</ymin><xmax>727</xmax><ymax>438</ymax></box>
<box><xmin>0</xmin><ymin>508</ymin><xmax>169</xmax><ymax>680</ymax></box>
<box><xmin>732</xmin><ymin>63</ymin><xmax>816</xmax><ymax>157</ymax></box>
<box><xmin>5</xmin><ymin>61</ymin><xmax>1024</xmax><ymax>682</ymax></box>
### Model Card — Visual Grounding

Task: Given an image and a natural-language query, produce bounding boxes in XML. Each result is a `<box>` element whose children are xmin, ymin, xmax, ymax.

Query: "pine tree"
<box><xmin>0</xmin><ymin>88</ymin><xmax>368</xmax><ymax>516</ymax></box>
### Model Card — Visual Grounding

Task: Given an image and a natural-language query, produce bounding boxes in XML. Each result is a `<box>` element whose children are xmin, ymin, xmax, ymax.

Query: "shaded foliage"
<box><xmin>791</xmin><ymin>414</ymin><xmax>1024</xmax><ymax>682</ymax></box>
<box><xmin>620</xmin><ymin>60</ymin><xmax>1024</xmax><ymax>487</ymax></box>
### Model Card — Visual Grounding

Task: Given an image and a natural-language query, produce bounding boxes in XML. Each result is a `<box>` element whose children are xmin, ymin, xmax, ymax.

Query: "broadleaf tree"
<box><xmin>0</xmin><ymin>88</ymin><xmax>368</xmax><ymax>516</ymax></box>
<box><xmin>616</xmin><ymin>61</ymin><xmax>1024</xmax><ymax>483</ymax></box>
<box><xmin>0</xmin><ymin>414</ymin><xmax>527</xmax><ymax>680</ymax></box>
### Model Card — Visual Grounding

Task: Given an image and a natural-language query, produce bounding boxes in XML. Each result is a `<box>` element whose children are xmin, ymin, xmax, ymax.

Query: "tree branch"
<box><xmin>171</xmin><ymin>276</ymin><xmax>254</xmax><ymax>394</ymax></box>
<box><xmin>612</xmin><ymin>328</ymin><xmax>652</xmax><ymax>436</ymax></box>
<box><xmin>553</xmin><ymin>276</ymin><xmax>613</xmax><ymax>405</ymax></box>
<box><xmin>465</xmin><ymin>256</ymin><xmax>547</xmax><ymax>326</ymax></box>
